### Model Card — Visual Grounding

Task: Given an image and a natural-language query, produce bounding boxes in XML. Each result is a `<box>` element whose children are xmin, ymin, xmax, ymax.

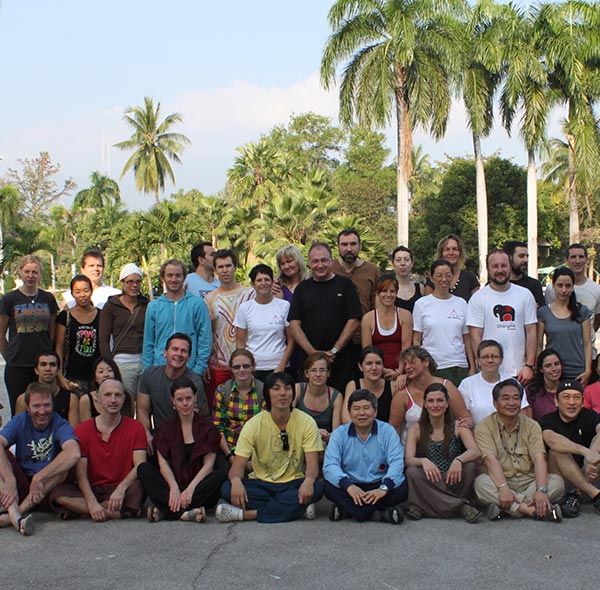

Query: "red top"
<box><xmin>372</xmin><ymin>309</ymin><xmax>403</xmax><ymax>370</ymax></box>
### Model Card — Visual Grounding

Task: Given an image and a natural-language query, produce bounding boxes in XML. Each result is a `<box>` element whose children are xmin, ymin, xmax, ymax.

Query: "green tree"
<box><xmin>0</xmin><ymin>185</ymin><xmax>21</xmax><ymax>291</ymax></box>
<box><xmin>321</xmin><ymin>0</ymin><xmax>467</xmax><ymax>246</ymax></box>
<box><xmin>115</xmin><ymin>96</ymin><xmax>190</xmax><ymax>207</ymax></box>
<box><xmin>73</xmin><ymin>171</ymin><xmax>121</xmax><ymax>211</ymax></box>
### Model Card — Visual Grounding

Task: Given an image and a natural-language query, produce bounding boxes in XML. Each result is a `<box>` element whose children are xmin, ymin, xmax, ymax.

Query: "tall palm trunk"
<box><xmin>567</xmin><ymin>132</ymin><xmax>579</xmax><ymax>242</ymax></box>
<box><xmin>473</xmin><ymin>132</ymin><xmax>488</xmax><ymax>284</ymax></box>
<box><xmin>395</xmin><ymin>73</ymin><xmax>412</xmax><ymax>246</ymax></box>
<box><xmin>526</xmin><ymin>149</ymin><xmax>538</xmax><ymax>277</ymax></box>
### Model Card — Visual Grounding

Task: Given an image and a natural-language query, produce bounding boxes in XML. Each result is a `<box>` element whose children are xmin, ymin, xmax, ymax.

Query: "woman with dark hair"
<box><xmin>537</xmin><ymin>267</ymin><xmax>592</xmax><ymax>385</ymax></box>
<box><xmin>139</xmin><ymin>377</ymin><xmax>227</xmax><ymax>523</ymax></box>
<box><xmin>55</xmin><ymin>274</ymin><xmax>101</xmax><ymax>393</ymax></box>
<box><xmin>79</xmin><ymin>357</ymin><xmax>133</xmax><ymax>420</ymax></box>
<box><xmin>389</xmin><ymin>346</ymin><xmax>471</xmax><ymax>442</ymax></box>
<box><xmin>293</xmin><ymin>352</ymin><xmax>342</xmax><ymax>444</ymax></box>
<box><xmin>361</xmin><ymin>274</ymin><xmax>412</xmax><ymax>379</ymax></box>
<box><xmin>405</xmin><ymin>383</ymin><xmax>481</xmax><ymax>522</ymax></box>
<box><xmin>413</xmin><ymin>259</ymin><xmax>474</xmax><ymax>386</ymax></box>
<box><xmin>391</xmin><ymin>246</ymin><xmax>422</xmax><ymax>313</ymax></box>
<box><xmin>342</xmin><ymin>346</ymin><xmax>398</xmax><ymax>424</ymax></box>
<box><xmin>424</xmin><ymin>234</ymin><xmax>479</xmax><ymax>302</ymax></box>
<box><xmin>525</xmin><ymin>349</ymin><xmax>564</xmax><ymax>420</ymax></box>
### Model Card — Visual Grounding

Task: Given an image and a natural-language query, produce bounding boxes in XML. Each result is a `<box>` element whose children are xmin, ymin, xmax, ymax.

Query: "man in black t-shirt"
<box><xmin>540</xmin><ymin>379</ymin><xmax>600</xmax><ymax>517</ymax></box>
<box><xmin>504</xmin><ymin>241</ymin><xmax>545</xmax><ymax>308</ymax></box>
<box><xmin>289</xmin><ymin>242</ymin><xmax>362</xmax><ymax>392</ymax></box>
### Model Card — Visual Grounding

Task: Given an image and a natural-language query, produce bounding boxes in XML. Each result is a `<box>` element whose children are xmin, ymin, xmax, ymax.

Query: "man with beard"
<box><xmin>504</xmin><ymin>241</ymin><xmax>545</xmax><ymax>308</ymax></box>
<box><xmin>332</xmin><ymin>229</ymin><xmax>380</xmax><ymax>315</ymax></box>
<box><xmin>467</xmin><ymin>250</ymin><xmax>537</xmax><ymax>384</ymax></box>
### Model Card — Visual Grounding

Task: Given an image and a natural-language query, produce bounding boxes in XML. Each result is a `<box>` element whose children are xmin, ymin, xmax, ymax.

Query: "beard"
<box><xmin>342</xmin><ymin>252</ymin><xmax>358</xmax><ymax>264</ymax></box>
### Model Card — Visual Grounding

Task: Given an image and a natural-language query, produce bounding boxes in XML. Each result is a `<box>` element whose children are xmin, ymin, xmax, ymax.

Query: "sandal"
<box><xmin>146</xmin><ymin>506</ymin><xmax>163</xmax><ymax>523</ymax></box>
<box><xmin>18</xmin><ymin>514</ymin><xmax>34</xmax><ymax>536</ymax></box>
<box><xmin>181</xmin><ymin>507</ymin><xmax>206</xmax><ymax>523</ymax></box>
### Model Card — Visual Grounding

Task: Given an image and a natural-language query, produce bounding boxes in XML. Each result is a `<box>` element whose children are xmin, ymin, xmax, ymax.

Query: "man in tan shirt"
<box><xmin>474</xmin><ymin>378</ymin><xmax>564</xmax><ymax>521</ymax></box>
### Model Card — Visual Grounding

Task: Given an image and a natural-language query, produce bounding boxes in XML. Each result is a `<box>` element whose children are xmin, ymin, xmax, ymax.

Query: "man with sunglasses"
<box><xmin>216</xmin><ymin>372</ymin><xmax>323</xmax><ymax>523</ymax></box>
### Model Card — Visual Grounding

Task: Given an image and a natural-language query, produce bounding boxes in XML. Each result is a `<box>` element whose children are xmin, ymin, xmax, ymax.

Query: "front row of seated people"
<box><xmin>1</xmin><ymin>367</ymin><xmax>600</xmax><ymax>534</ymax></box>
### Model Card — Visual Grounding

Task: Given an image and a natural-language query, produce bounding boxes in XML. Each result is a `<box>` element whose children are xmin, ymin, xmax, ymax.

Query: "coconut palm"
<box><xmin>73</xmin><ymin>171</ymin><xmax>121</xmax><ymax>211</ymax></box>
<box><xmin>115</xmin><ymin>96</ymin><xmax>190</xmax><ymax>207</ymax></box>
<box><xmin>321</xmin><ymin>0</ymin><xmax>467</xmax><ymax>246</ymax></box>
<box><xmin>0</xmin><ymin>184</ymin><xmax>21</xmax><ymax>290</ymax></box>
<box><xmin>500</xmin><ymin>3</ymin><xmax>550</xmax><ymax>276</ymax></box>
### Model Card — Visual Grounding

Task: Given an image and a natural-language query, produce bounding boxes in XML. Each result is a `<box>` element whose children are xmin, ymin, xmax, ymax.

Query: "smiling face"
<box><xmin>493</xmin><ymin>385</ymin><xmax>522</xmax><ymax>419</ymax></box>
<box><xmin>442</xmin><ymin>239</ymin><xmax>461</xmax><ymax>267</ymax></box>
<box><xmin>278</xmin><ymin>256</ymin><xmax>299</xmax><ymax>280</ymax></box>
<box><xmin>164</xmin><ymin>338</ymin><xmax>191</xmax><ymax>370</ymax></box>
<box><xmin>230</xmin><ymin>354</ymin><xmax>254</xmax><ymax>383</ymax></box>
<box><xmin>349</xmin><ymin>398</ymin><xmax>377</xmax><ymax>430</ymax></box>
<box><xmin>19</xmin><ymin>262</ymin><xmax>41</xmax><ymax>290</ymax></box>
<box><xmin>540</xmin><ymin>353</ymin><xmax>562</xmax><ymax>382</ymax></box>
<box><xmin>430</xmin><ymin>264</ymin><xmax>453</xmax><ymax>293</ymax></box>
<box><xmin>305</xmin><ymin>358</ymin><xmax>329</xmax><ymax>386</ymax></box>
<box><xmin>28</xmin><ymin>392</ymin><xmax>54</xmax><ymax>431</ymax></box>
<box><xmin>424</xmin><ymin>389</ymin><xmax>449</xmax><ymax>418</ymax></box>
<box><xmin>252</xmin><ymin>272</ymin><xmax>273</xmax><ymax>298</ymax></box>
<box><xmin>487</xmin><ymin>252</ymin><xmax>511</xmax><ymax>288</ymax></box>
<box><xmin>377</xmin><ymin>284</ymin><xmax>398</xmax><ymax>307</ymax></box>
<box><xmin>268</xmin><ymin>379</ymin><xmax>294</xmax><ymax>411</ymax></box>
<box><xmin>309</xmin><ymin>246</ymin><xmax>333</xmax><ymax>282</ymax></box>
<box><xmin>172</xmin><ymin>386</ymin><xmax>197</xmax><ymax>418</ymax></box>
<box><xmin>121</xmin><ymin>273</ymin><xmax>142</xmax><ymax>297</ymax></box>
<box><xmin>95</xmin><ymin>360</ymin><xmax>115</xmax><ymax>384</ymax></box>
<box><xmin>81</xmin><ymin>256</ymin><xmax>104</xmax><ymax>287</ymax></box>
<box><xmin>162</xmin><ymin>263</ymin><xmax>185</xmax><ymax>295</ymax></box>
<box><xmin>556</xmin><ymin>389</ymin><xmax>583</xmax><ymax>422</ymax></box>
<box><xmin>566</xmin><ymin>247</ymin><xmax>588</xmax><ymax>275</ymax></box>
<box><xmin>71</xmin><ymin>279</ymin><xmax>92</xmax><ymax>308</ymax></box>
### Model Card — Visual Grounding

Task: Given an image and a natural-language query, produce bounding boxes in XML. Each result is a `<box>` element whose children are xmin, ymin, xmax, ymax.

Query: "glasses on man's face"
<box><xmin>280</xmin><ymin>430</ymin><xmax>289</xmax><ymax>451</ymax></box>
<box><xmin>231</xmin><ymin>363</ymin><xmax>252</xmax><ymax>370</ymax></box>
<box><xmin>479</xmin><ymin>354</ymin><xmax>501</xmax><ymax>361</ymax></box>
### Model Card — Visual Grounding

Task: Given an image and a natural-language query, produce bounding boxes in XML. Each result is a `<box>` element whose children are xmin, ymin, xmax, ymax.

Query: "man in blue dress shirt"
<box><xmin>323</xmin><ymin>389</ymin><xmax>407</xmax><ymax>523</ymax></box>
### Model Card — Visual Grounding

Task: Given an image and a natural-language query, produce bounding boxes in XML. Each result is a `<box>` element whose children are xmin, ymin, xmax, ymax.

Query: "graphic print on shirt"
<box><xmin>27</xmin><ymin>434</ymin><xmax>54</xmax><ymax>463</ymax></box>
<box><xmin>74</xmin><ymin>324</ymin><xmax>97</xmax><ymax>357</ymax></box>
<box><xmin>493</xmin><ymin>304</ymin><xmax>516</xmax><ymax>323</ymax></box>
<box><xmin>14</xmin><ymin>302</ymin><xmax>52</xmax><ymax>333</ymax></box>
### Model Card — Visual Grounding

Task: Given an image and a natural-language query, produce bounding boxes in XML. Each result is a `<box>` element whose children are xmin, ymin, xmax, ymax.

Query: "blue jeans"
<box><xmin>221</xmin><ymin>478</ymin><xmax>324</xmax><ymax>523</ymax></box>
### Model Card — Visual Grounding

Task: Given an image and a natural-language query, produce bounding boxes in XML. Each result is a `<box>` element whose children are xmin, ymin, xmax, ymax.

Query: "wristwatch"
<box><xmin>537</xmin><ymin>485</ymin><xmax>548</xmax><ymax>493</ymax></box>
<box><xmin>525</xmin><ymin>364</ymin><xmax>535</xmax><ymax>370</ymax></box>
<box><xmin>379</xmin><ymin>484</ymin><xmax>389</xmax><ymax>492</ymax></box>
<box><xmin>331</xmin><ymin>347</ymin><xmax>338</xmax><ymax>355</ymax></box>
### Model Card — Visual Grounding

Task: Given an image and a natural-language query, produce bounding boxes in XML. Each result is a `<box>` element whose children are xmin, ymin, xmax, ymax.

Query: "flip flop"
<box><xmin>146</xmin><ymin>506</ymin><xmax>163</xmax><ymax>523</ymax></box>
<box><xmin>181</xmin><ymin>507</ymin><xmax>206</xmax><ymax>523</ymax></box>
<box><xmin>18</xmin><ymin>514</ymin><xmax>34</xmax><ymax>536</ymax></box>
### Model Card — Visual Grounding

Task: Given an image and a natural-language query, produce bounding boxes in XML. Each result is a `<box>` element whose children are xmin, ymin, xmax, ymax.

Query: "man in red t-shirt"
<box><xmin>51</xmin><ymin>379</ymin><xmax>147</xmax><ymax>520</ymax></box>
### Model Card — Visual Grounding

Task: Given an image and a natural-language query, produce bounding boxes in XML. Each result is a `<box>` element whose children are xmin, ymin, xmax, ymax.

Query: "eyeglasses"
<box><xmin>308</xmin><ymin>368</ymin><xmax>327</xmax><ymax>374</ymax></box>
<box><xmin>280</xmin><ymin>430</ymin><xmax>289</xmax><ymax>451</ymax></box>
<box><xmin>479</xmin><ymin>354</ymin><xmax>501</xmax><ymax>361</ymax></box>
<box><xmin>231</xmin><ymin>363</ymin><xmax>252</xmax><ymax>370</ymax></box>
<box><xmin>124</xmin><ymin>279</ymin><xmax>142</xmax><ymax>285</ymax></box>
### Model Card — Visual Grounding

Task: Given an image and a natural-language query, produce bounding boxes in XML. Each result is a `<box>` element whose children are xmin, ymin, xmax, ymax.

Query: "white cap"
<box><xmin>119</xmin><ymin>263</ymin><xmax>143</xmax><ymax>281</ymax></box>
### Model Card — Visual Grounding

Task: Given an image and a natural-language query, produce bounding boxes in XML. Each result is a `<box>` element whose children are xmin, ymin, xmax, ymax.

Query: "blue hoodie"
<box><xmin>142</xmin><ymin>292</ymin><xmax>211</xmax><ymax>374</ymax></box>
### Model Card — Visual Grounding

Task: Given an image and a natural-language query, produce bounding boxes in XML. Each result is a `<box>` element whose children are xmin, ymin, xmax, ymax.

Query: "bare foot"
<box><xmin>180</xmin><ymin>507</ymin><xmax>206</xmax><ymax>523</ymax></box>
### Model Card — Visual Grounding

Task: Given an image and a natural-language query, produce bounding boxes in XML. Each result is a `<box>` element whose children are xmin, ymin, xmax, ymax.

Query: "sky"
<box><xmin>0</xmin><ymin>0</ymin><xmax>565</xmax><ymax>211</ymax></box>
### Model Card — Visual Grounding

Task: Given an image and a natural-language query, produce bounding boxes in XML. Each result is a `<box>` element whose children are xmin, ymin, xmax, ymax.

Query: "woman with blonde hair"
<box><xmin>272</xmin><ymin>244</ymin><xmax>309</xmax><ymax>302</ymax></box>
<box><xmin>0</xmin><ymin>255</ymin><xmax>58</xmax><ymax>414</ymax></box>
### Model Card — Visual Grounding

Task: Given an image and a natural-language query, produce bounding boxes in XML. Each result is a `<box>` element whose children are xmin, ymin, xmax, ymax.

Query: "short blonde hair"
<box><xmin>17</xmin><ymin>254</ymin><xmax>43</xmax><ymax>272</ymax></box>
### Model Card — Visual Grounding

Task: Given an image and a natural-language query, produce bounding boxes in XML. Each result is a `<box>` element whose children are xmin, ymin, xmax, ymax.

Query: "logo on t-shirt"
<box><xmin>27</xmin><ymin>434</ymin><xmax>54</xmax><ymax>463</ymax></box>
<box><xmin>493</xmin><ymin>304</ymin><xmax>515</xmax><ymax>322</ymax></box>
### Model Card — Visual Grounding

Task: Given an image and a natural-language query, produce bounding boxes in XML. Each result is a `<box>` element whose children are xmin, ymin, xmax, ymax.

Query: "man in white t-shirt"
<box><xmin>184</xmin><ymin>242</ymin><xmax>220</xmax><ymax>299</ymax></box>
<box><xmin>467</xmin><ymin>250</ymin><xmax>537</xmax><ymax>383</ymax></box>
<box><xmin>62</xmin><ymin>248</ymin><xmax>120</xmax><ymax>310</ymax></box>
<box><xmin>545</xmin><ymin>243</ymin><xmax>600</xmax><ymax>379</ymax></box>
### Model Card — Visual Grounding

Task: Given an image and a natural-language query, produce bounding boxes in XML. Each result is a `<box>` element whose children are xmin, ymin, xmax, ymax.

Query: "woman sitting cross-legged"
<box><xmin>138</xmin><ymin>377</ymin><xmax>227</xmax><ymax>523</ymax></box>
<box><xmin>404</xmin><ymin>383</ymin><xmax>481</xmax><ymax>523</ymax></box>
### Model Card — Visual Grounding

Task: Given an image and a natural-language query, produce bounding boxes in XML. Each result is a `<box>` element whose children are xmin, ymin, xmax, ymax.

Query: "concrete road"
<box><xmin>1</xmin><ymin>362</ymin><xmax>599</xmax><ymax>590</ymax></box>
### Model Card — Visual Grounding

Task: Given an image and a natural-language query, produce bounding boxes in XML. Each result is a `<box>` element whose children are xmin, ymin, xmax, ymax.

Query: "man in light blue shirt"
<box><xmin>323</xmin><ymin>389</ymin><xmax>407</xmax><ymax>523</ymax></box>
<box><xmin>184</xmin><ymin>242</ymin><xmax>220</xmax><ymax>299</ymax></box>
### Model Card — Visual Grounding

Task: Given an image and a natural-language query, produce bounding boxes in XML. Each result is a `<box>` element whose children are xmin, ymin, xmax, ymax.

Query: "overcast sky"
<box><xmin>0</xmin><ymin>0</ymin><xmax>564</xmax><ymax>211</ymax></box>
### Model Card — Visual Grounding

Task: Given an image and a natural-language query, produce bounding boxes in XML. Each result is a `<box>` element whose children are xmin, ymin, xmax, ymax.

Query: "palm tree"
<box><xmin>536</xmin><ymin>0</ymin><xmax>600</xmax><ymax>243</ymax></box>
<box><xmin>73</xmin><ymin>171</ymin><xmax>121</xmax><ymax>211</ymax></box>
<box><xmin>0</xmin><ymin>184</ymin><xmax>21</xmax><ymax>291</ymax></box>
<box><xmin>461</xmin><ymin>0</ymin><xmax>503</xmax><ymax>282</ymax></box>
<box><xmin>500</xmin><ymin>3</ymin><xmax>550</xmax><ymax>277</ymax></box>
<box><xmin>115</xmin><ymin>96</ymin><xmax>190</xmax><ymax>207</ymax></box>
<box><xmin>321</xmin><ymin>0</ymin><xmax>467</xmax><ymax>246</ymax></box>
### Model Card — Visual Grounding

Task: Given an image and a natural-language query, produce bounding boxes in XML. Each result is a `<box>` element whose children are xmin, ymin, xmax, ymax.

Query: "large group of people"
<box><xmin>1</xmin><ymin>233</ymin><xmax>600</xmax><ymax>536</ymax></box>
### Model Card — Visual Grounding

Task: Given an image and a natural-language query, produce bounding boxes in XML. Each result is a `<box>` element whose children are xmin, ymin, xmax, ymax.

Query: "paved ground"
<box><xmin>1</xmin><ymin>362</ymin><xmax>599</xmax><ymax>590</ymax></box>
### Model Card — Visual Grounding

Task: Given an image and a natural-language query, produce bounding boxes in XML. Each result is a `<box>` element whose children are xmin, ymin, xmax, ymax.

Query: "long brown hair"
<box><xmin>417</xmin><ymin>383</ymin><xmax>455</xmax><ymax>458</ymax></box>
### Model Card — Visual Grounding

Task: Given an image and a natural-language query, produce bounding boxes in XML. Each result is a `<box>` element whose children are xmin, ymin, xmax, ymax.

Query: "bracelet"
<box><xmin>226</xmin><ymin>451</ymin><xmax>234</xmax><ymax>459</ymax></box>
<box><xmin>455</xmin><ymin>457</ymin><xmax>464</xmax><ymax>465</ymax></box>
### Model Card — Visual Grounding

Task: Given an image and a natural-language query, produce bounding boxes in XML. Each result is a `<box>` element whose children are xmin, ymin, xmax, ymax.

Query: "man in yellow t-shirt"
<box><xmin>216</xmin><ymin>372</ymin><xmax>323</xmax><ymax>523</ymax></box>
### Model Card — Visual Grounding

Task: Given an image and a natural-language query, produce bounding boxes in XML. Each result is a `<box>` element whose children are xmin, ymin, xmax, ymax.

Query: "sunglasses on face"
<box><xmin>280</xmin><ymin>430</ymin><xmax>289</xmax><ymax>451</ymax></box>
<box><xmin>231</xmin><ymin>363</ymin><xmax>252</xmax><ymax>370</ymax></box>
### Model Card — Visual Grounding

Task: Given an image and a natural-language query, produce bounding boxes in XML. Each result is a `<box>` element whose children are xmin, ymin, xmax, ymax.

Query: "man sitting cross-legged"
<box><xmin>323</xmin><ymin>389</ymin><xmax>407</xmax><ymax>524</ymax></box>
<box><xmin>474</xmin><ymin>378</ymin><xmax>565</xmax><ymax>521</ymax></box>
<box><xmin>216</xmin><ymin>372</ymin><xmax>323</xmax><ymax>523</ymax></box>
<box><xmin>540</xmin><ymin>379</ymin><xmax>600</xmax><ymax>518</ymax></box>
<box><xmin>0</xmin><ymin>382</ymin><xmax>80</xmax><ymax>535</ymax></box>
<box><xmin>51</xmin><ymin>379</ymin><xmax>147</xmax><ymax>520</ymax></box>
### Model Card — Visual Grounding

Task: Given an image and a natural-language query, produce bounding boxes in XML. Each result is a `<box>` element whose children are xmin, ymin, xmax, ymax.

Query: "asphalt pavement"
<box><xmin>1</xmin><ymin>361</ymin><xmax>599</xmax><ymax>590</ymax></box>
